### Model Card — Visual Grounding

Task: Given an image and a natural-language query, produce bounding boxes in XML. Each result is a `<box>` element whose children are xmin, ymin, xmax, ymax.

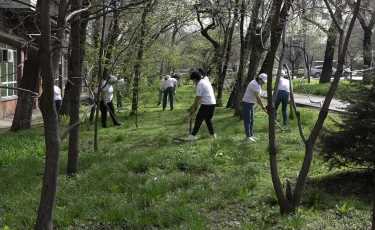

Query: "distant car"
<box><xmin>310</xmin><ymin>66</ymin><xmax>336</xmax><ymax>78</ymax></box>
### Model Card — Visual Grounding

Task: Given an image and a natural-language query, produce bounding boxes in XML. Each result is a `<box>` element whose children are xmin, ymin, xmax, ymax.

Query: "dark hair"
<box><xmin>190</xmin><ymin>71</ymin><xmax>202</xmax><ymax>81</ymax></box>
<box><xmin>196</xmin><ymin>68</ymin><xmax>207</xmax><ymax>76</ymax></box>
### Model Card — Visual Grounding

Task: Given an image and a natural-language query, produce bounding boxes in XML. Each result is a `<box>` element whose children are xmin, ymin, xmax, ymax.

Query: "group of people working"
<box><xmin>181</xmin><ymin>68</ymin><xmax>290</xmax><ymax>141</ymax></box>
<box><xmin>58</xmin><ymin>68</ymin><xmax>290</xmax><ymax>140</ymax></box>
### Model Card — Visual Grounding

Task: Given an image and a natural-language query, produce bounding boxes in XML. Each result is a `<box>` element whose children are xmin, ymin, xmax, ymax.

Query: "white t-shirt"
<box><xmin>242</xmin><ymin>79</ymin><xmax>261</xmax><ymax>103</ymax></box>
<box><xmin>196</xmin><ymin>79</ymin><xmax>216</xmax><ymax>105</ymax></box>
<box><xmin>54</xmin><ymin>85</ymin><xmax>62</xmax><ymax>101</ymax></box>
<box><xmin>101</xmin><ymin>84</ymin><xmax>114</xmax><ymax>103</ymax></box>
<box><xmin>164</xmin><ymin>77</ymin><xmax>177</xmax><ymax>89</ymax></box>
<box><xmin>278</xmin><ymin>78</ymin><xmax>290</xmax><ymax>92</ymax></box>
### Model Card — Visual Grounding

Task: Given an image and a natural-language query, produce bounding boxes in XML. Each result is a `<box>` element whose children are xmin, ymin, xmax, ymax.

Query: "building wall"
<box><xmin>0</xmin><ymin>47</ymin><xmax>24</xmax><ymax>119</ymax></box>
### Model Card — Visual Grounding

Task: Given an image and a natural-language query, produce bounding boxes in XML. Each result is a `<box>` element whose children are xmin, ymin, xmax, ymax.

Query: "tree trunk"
<box><xmin>319</xmin><ymin>7</ymin><xmax>342</xmax><ymax>84</ymax></box>
<box><xmin>67</xmin><ymin>0</ymin><xmax>83</xmax><ymax>175</ymax></box>
<box><xmin>11</xmin><ymin>58</ymin><xmax>40</xmax><ymax>131</ymax></box>
<box><xmin>131</xmin><ymin>2</ymin><xmax>150</xmax><ymax>115</ymax></box>
<box><xmin>216</xmin><ymin>0</ymin><xmax>239</xmax><ymax>107</ymax></box>
<box><xmin>362</xmin><ymin>28</ymin><xmax>372</xmax><ymax>84</ymax></box>
<box><xmin>35</xmin><ymin>0</ymin><xmax>61</xmax><ymax>228</ymax></box>
<box><xmin>267</xmin><ymin>0</ymin><xmax>295</xmax><ymax>214</ymax></box>
<box><xmin>292</xmin><ymin>0</ymin><xmax>361</xmax><ymax>208</ymax></box>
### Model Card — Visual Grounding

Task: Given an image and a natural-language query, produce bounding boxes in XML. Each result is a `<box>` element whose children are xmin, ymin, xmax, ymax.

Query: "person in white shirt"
<box><xmin>275</xmin><ymin>70</ymin><xmax>290</xmax><ymax>125</ymax></box>
<box><xmin>186</xmin><ymin>71</ymin><xmax>217</xmax><ymax>141</ymax></box>
<box><xmin>99</xmin><ymin>75</ymin><xmax>121</xmax><ymax>128</ymax></box>
<box><xmin>162</xmin><ymin>75</ymin><xmax>178</xmax><ymax>111</ymax></box>
<box><xmin>54</xmin><ymin>85</ymin><xmax>62</xmax><ymax>121</ymax></box>
<box><xmin>242</xmin><ymin>73</ymin><xmax>268</xmax><ymax>141</ymax></box>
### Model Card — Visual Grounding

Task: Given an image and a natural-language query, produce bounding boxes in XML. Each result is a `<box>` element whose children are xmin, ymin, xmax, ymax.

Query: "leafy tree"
<box><xmin>319</xmin><ymin>74</ymin><xmax>375</xmax><ymax>169</ymax></box>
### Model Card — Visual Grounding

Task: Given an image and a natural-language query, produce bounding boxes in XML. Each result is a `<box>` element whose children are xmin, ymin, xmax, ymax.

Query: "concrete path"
<box><xmin>262</xmin><ymin>92</ymin><xmax>349</xmax><ymax>112</ymax></box>
<box><xmin>0</xmin><ymin>93</ymin><xmax>349</xmax><ymax>131</ymax></box>
<box><xmin>0</xmin><ymin>109</ymin><xmax>43</xmax><ymax>131</ymax></box>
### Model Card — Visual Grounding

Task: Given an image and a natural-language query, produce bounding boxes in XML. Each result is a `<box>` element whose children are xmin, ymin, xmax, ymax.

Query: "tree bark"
<box><xmin>11</xmin><ymin>58</ymin><xmax>40</xmax><ymax>131</ymax></box>
<box><xmin>67</xmin><ymin>0</ymin><xmax>83</xmax><ymax>175</ymax></box>
<box><xmin>35</xmin><ymin>0</ymin><xmax>61</xmax><ymax>228</ymax></box>
<box><xmin>216</xmin><ymin>0</ymin><xmax>239</xmax><ymax>106</ymax></box>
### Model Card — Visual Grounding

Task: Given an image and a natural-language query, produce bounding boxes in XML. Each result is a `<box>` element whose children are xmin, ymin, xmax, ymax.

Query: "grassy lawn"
<box><xmin>292</xmin><ymin>78</ymin><xmax>361</xmax><ymax>98</ymax></box>
<box><xmin>0</xmin><ymin>84</ymin><xmax>372</xmax><ymax>229</ymax></box>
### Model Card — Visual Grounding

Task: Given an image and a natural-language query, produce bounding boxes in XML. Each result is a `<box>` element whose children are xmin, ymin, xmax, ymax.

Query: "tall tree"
<box><xmin>35</xmin><ymin>0</ymin><xmax>62</xmax><ymax>227</ymax></box>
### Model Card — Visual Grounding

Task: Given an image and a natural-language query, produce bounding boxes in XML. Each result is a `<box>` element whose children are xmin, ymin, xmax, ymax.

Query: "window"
<box><xmin>1</xmin><ymin>47</ymin><xmax>17</xmax><ymax>99</ymax></box>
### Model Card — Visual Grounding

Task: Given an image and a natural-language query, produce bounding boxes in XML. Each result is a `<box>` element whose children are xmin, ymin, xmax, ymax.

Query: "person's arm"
<box><xmin>188</xmin><ymin>96</ymin><xmax>201</xmax><ymax>112</ymax></box>
<box><xmin>254</xmin><ymin>91</ymin><xmax>267</xmax><ymax>112</ymax></box>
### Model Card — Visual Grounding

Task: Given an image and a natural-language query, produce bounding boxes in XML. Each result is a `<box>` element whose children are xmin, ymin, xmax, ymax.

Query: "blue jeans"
<box><xmin>242</xmin><ymin>101</ymin><xmax>254</xmax><ymax>138</ymax></box>
<box><xmin>275</xmin><ymin>90</ymin><xmax>290</xmax><ymax>125</ymax></box>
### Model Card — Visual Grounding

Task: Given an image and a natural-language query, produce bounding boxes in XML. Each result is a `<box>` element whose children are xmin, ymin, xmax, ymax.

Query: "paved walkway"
<box><xmin>0</xmin><ymin>109</ymin><xmax>43</xmax><ymax>131</ymax></box>
<box><xmin>0</xmin><ymin>93</ymin><xmax>348</xmax><ymax>131</ymax></box>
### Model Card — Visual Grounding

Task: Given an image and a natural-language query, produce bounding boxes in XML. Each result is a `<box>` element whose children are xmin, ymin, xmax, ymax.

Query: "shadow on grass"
<box><xmin>305</xmin><ymin>170</ymin><xmax>374</xmax><ymax>204</ymax></box>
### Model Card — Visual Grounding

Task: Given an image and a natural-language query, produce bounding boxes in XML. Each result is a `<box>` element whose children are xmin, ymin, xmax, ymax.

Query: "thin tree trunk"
<box><xmin>35</xmin><ymin>0</ymin><xmax>61</xmax><ymax>228</ymax></box>
<box><xmin>267</xmin><ymin>0</ymin><xmax>295</xmax><ymax>214</ymax></box>
<box><xmin>131</xmin><ymin>1</ymin><xmax>151</xmax><ymax>116</ymax></box>
<box><xmin>292</xmin><ymin>0</ymin><xmax>361</xmax><ymax>207</ymax></box>
<box><xmin>67</xmin><ymin>0</ymin><xmax>83</xmax><ymax>175</ymax></box>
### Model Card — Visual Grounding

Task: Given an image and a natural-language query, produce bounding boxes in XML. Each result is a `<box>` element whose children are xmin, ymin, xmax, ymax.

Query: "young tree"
<box><xmin>267</xmin><ymin>0</ymin><xmax>362</xmax><ymax>213</ymax></box>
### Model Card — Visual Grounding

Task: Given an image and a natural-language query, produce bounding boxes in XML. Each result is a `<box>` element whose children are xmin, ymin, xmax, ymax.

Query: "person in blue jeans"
<box><xmin>162</xmin><ymin>75</ymin><xmax>177</xmax><ymax>111</ymax></box>
<box><xmin>275</xmin><ymin>70</ymin><xmax>290</xmax><ymax>125</ymax></box>
<box><xmin>242</xmin><ymin>73</ymin><xmax>268</xmax><ymax>142</ymax></box>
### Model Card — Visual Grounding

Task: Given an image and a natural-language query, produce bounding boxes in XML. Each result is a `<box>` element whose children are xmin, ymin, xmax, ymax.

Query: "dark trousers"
<box><xmin>55</xmin><ymin>100</ymin><xmax>62</xmax><ymax>115</ymax></box>
<box><xmin>191</xmin><ymin>104</ymin><xmax>215</xmax><ymax>136</ymax></box>
<box><xmin>100</xmin><ymin>100</ymin><xmax>119</xmax><ymax>127</ymax></box>
<box><xmin>163</xmin><ymin>87</ymin><xmax>174</xmax><ymax>110</ymax></box>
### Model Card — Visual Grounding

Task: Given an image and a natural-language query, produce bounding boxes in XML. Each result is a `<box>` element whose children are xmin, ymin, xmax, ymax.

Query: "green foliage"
<box><xmin>0</xmin><ymin>85</ymin><xmax>372</xmax><ymax>229</ymax></box>
<box><xmin>319</xmin><ymin>73</ymin><xmax>375</xmax><ymax>169</ymax></box>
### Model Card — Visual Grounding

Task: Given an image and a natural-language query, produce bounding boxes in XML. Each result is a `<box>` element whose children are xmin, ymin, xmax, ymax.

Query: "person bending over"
<box><xmin>186</xmin><ymin>71</ymin><xmax>217</xmax><ymax>141</ymax></box>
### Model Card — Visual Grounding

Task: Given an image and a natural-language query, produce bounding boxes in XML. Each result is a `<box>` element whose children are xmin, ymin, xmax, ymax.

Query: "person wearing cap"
<box><xmin>186</xmin><ymin>71</ymin><xmax>217</xmax><ymax>141</ymax></box>
<box><xmin>242</xmin><ymin>73</ymin><xmax>268</xmax><ymax>141</ymax></box>
<box><xmin>162</xmin><ymin>75</ymin><xmax>178</xmax><ymax>111</ymax></box>
<box><xmin>99</xmin><ymin>75</ymin><xmax>121</xmax><ymax>128</ymax></box>
<box><xmin>275</xmin><ymin>70</ymin><xmax>290</xmax><ymax>125</ymax></box>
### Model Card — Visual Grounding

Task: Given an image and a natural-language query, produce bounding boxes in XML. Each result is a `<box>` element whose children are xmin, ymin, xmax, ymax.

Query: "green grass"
<box><xmin>292</xmin><ymin>78</ymin><xmax>361</xmax><ymax>98</ymax></box>
<box><xmin>0</xmin><ymin>84</ymin><xmax>372</xmax><ymax>229</ymax></box>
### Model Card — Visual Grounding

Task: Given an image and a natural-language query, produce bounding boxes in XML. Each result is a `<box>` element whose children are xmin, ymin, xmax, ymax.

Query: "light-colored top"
<box><xmin>242</xmin><ymin>79</ymin><xmax>261</xmax><ymax>103</ymax></box>
<box><xmin>202</xmin><ymin>76</ymin><xmax>209</xmax><ymax>81</ymax></box>
<box><xmin>163</xmin><ymin>77</ymin><xmax>177</xmax><ymax>89</ymax></box>
<box><xmin>101</xmin><ymin>84</ymin><xmax>114</xmax><ymax>103</ymax></box>
<box><xmin>54</xmin><ymin>85</ymin><xmax>62</xmax><ymax>101</ymax></box>
<box><xmin>278</xmin><ymin>78</ymin><xmax>290</xmax><ymax>92</ymax></box>
<box><xmin>196</xmin><ymin>79</ymin><xmax>216</xmax><ymax>105</ymax></box>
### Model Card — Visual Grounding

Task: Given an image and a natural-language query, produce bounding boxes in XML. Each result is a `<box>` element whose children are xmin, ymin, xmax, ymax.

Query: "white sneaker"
<box><xmin>251</xmin><ymin>136</ymin><xmax>259</xmax><ymax>141</ymax></box>
<box><xmin>247</xmin><ymin>137</ymin><xmax>256</xmax><ymax>142</ymax></box>
<box><xmin>186</xmin><ymin>134</ymin><xmax>198</xmax><ymax>141</ymax></box>
<box><xmin>211</xmin><ymin>134</ymin><xmax>217</xmax><ymax>139</ymax></box>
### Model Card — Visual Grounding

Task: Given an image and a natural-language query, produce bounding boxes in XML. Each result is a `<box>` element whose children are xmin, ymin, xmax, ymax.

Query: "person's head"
<box><xmin>190</xmin><ymin>71</ymin><xmax>202</xmax><ymax>85</ymax></box>
<box><xmin>107</xmin><ymin>75</ymin><xmax>118</xmax><ymax>85</ymax></box>
<box><xmin>257</xmin><ymin>73</ymin><xmax>267</xmax><ymax>85</ymax></box>
<box><xmin>196</xmin><ymin>67</ymin><xmax>207</xmax><ymax>77</ymax></box>
<box><xmin>164</xmin><ymin>75</ymin><xmax>170</xmax><ymax>80</ymax></box>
